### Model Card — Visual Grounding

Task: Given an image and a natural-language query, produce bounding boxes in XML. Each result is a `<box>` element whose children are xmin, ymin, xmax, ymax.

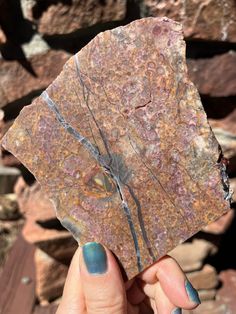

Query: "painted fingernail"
<box><xmin>185</xmin><ymin>280</ymin><xmax>201</xmax><ymax>304</ymax></box>
<box><xmin>171</xmin><ymin>307</ymin><xmax>182</xmax><ymax>314</ymax></box>
<box><xmin>82</xmin><ymin>242</ymin><xmax>107</xmax><ymax>275</ymax></box>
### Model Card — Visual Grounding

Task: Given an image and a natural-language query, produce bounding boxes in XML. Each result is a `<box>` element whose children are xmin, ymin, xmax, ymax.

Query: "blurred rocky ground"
<box><xmin>0</xmin><ymin>0</ymin><xmax>236</xmax><ymax>313</ymax></box>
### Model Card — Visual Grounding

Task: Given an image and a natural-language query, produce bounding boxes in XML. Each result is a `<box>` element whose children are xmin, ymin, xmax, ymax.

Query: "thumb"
<box><xmin>80</xmin><ymin>242</ymin><xmax>127</xmax><ymax>314</ymax></box>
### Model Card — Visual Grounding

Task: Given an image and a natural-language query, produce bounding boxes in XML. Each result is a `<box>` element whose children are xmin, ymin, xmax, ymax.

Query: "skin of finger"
<box><xmin>56</xmin><ymin>247</ymin><xmax>86</xmax><ymax>314</ymax></box>
<box><xmin>141</xmin><ymin>281</ymin><xmax>177</xmax><ymax>313</ymax></box>
<box><xmin>139</xmin><ymin>255</ymin><xmax>199</xmax><ymax>310</ymax></box>
<box><xmin>151</xmin><ymin>298</ymin><xmax>158</xmax><ymax>314</ymax></box>
<box><xmin>141</xmin><ymin>296</ymin><xmax>156</xmax><ymax>314</ymax></box>
<box><xmin>141</xmin><ymin>281</ymin><xmax>156</xmax><ymax>299</ymax></box>
<box><xmin>155</xmin><ymin>281</ymin><xmax>178</xmax><ymax>314</ymax></box>
<box><xmin>79</xmin><ymin>245</ymin><xmax>127</xmax><ymax>314</ymax></box>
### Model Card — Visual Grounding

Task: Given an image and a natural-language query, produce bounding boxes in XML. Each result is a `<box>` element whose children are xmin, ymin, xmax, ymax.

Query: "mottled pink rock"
<box><xmin>202</xmin><ymin>209</ymin><xmax>234</xmax><ymax>234</ymax></box>
<box><xmin>1</xmin><ymin>18</ymin><xmax>231</xmax><ymax>279</ymax></box>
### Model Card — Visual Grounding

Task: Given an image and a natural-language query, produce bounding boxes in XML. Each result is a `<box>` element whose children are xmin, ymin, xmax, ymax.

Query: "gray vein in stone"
<box><xmin>41</xmin><ymin>91</ymin><xmax>100</xmax><ymax>160</ymax></box>
<box><xmin>41</xmin><ymin>90</ymin><xmax>142</xmax><ymax>272</ymax></box>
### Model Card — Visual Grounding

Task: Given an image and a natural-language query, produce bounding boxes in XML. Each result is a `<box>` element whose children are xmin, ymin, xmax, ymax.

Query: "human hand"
<box><xmin>56</xmin><ymin>242</ymin><xmax>201</xmax><ymax>314</ymax></box>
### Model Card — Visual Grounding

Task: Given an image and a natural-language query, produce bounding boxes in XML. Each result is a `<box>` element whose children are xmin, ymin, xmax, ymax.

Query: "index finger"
<box><xmin>138</xmin><ymin>255</ymin><xmax>201</xmax><ymax>310</ymax></box>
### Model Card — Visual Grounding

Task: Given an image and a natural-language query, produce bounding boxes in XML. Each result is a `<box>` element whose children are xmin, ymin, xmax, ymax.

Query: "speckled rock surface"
<box><xmin>1</xmin><ymin>18</ymin><xmax>231</xmax><ymax>279</ymax></box>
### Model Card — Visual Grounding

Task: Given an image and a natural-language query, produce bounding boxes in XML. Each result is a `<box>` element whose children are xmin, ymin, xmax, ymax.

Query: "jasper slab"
<box><xmin>1</xmin><ymin>18</ymin><xmax>231</xmax><ymax>279</ymax></box>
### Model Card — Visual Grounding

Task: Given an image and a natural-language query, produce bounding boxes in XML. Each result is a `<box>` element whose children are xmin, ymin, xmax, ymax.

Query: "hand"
<box><xmin>56</xmin><ymin>242</ymin><xmax>201</xmax><ymax>314</ymax></box>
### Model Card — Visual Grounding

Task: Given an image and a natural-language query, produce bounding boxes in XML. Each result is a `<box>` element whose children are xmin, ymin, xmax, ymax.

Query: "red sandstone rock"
<box><xmin>209</xmin><ymin>116</ymin><xmax>236</xmax><ymax>174</ymax></box>
<box><xmin>14</xmin><ymin>178</ymin><xmax>56</xmax><ymax>221</ymax></box>
<box><xmin>1</xmin><ymin>154</ymin><xmax>21</xmax><ymax>168</ymax></box>
<box><xmin>0</xmin><ymin>120</ymin><xmax>13</xmax><ymax>141</ymax></box>
<box><xmin>198</xmin><ymin>289</ymin><xmax>217</xmax><ymax>301</ymax></box>
<box><xmin>183</xmin><ymin>300</ymin><xmax>229</xmax><ymax>314</ymax></box>
<box><xmin>0</xmin><ymin>119</ymin><xmax>19</xmax><ymax>167</ymax></box>
<box><xmin>217</xmin><ymin>270</ymin><xmax>236</xmax><ymax>314</ymax></box>
<box><xmin>140</xmin><ymin>0</ymin><xmax>236</xmax><ymax>42</ymax></box>
<box><xmin>208</xmin><ymin>111</ymin><xmax>236</xmax><ymax>175</ymax></box>
<box><xmin>22</xmin><ymin>217</ymin><xmax>77</xmax><ymax>264</ymax></box>
<box><xmin>0</xmin><ymin>193</ymin><xmax>20</xmax><ymax>220</ymax></box>
<box><xmin>0</xmin><ymin>50</ymin><xmax>70</xmax><ymax>109</ymax></box>
<box><xmin>35</xmin><ymin>248</ymin><xmax>68</xmax><ymax>303</ymax></box>
<box><xmin>187</xmin><ymin>265</ymin><xmax>218</xmax><ymax>290</ymax></box>
<box><xmin>23</xmin><ymin>0</ymin><xmax>126</xmax><ymax>35</ymax></box>
<box><xmin>15</xmin><ymin>178</ymin><xmax>77</xmax><ymax>262</ymax></box>
<box><xmin>1</xmin><ymin>18</ymin><xmax>230</xmax><ymax>279</ymax></box>
<box><xmin>209</xmin><ymin>109</ymin><xmax>236</xmax><ymax>135</ymax></box>
<box><xmin>22</xmin><ymin>211</ymin><xmax>77</xmax><ymax>262</ymax></box>
<box><xmin>169</xmin><ymin>239</ymin><xmax>217</xmax><ymax>272</ymax></box>
<box><xmin>36</xmin><ymin>234</ymin><xmax>77</xmax><ymax>265</ymax></box>
<box><xmin>0</xmin><ymin>166</ymin><xmax>21</xmax><ymax>194</ymax></box>
<box><xmin>187</xmin><ymin>52</ymin><xmax>236</xmax><ymax>97</ymax></box>
<box><xmin>0</xmin><ymin>110</ymin><xmax>4</xmax><ymax>156</ymax></box>
<box><xmin>22</xmin><ymin>217</ymin><xmax>68</xmax><ymax>246</ymax></box>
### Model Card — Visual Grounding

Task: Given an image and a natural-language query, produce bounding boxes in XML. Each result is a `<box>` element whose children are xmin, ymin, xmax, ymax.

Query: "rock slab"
<box><xmin>1</xmin><ymin>18</ymin><xmax>230</xmax><ymax>279</ymax></box>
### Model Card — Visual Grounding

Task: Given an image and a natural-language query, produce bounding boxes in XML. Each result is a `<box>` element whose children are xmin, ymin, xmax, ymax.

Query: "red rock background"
<box><xmin>0</xmin><ymin>1</ymin><xmax>236</xmax><ymax>313</ymax></box>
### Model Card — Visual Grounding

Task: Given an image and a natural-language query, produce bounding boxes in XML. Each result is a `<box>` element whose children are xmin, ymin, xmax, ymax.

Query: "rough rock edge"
<box><xmin>0</xmin><ymin>17</ymin><xmax>232</xmax><ymax>278</ymax></box>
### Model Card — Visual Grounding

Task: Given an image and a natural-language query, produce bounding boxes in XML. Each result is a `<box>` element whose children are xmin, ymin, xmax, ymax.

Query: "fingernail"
<box><xmin>185</xmin><ymin>280</ymin><xmax>201</xmax><ymax>304</ymax></box>
<box><xmin>82</xmin><ymin>242</ymin><xmax>107</xmax><ymax>275</ymax></box>
<box><xmin>171</xmin><ymin>308</ymin><xmax>182</xmax><ymax>314</ymax></box>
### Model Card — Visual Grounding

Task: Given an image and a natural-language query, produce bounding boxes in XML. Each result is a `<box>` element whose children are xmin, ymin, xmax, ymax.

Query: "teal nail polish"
<box><xmin>82</xmin><ymin>242</ymin><xmax>107</xmax><ymax>274</ymax></box>
<box><xmin>185</xmin><ymin>280</ymin><xmax>201</xmax><ymax>304</ymax></box>
<box><xmin>171</xmin><ymin>308</ymin><xmax>182</xmax><ymax>314</ymax></box>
